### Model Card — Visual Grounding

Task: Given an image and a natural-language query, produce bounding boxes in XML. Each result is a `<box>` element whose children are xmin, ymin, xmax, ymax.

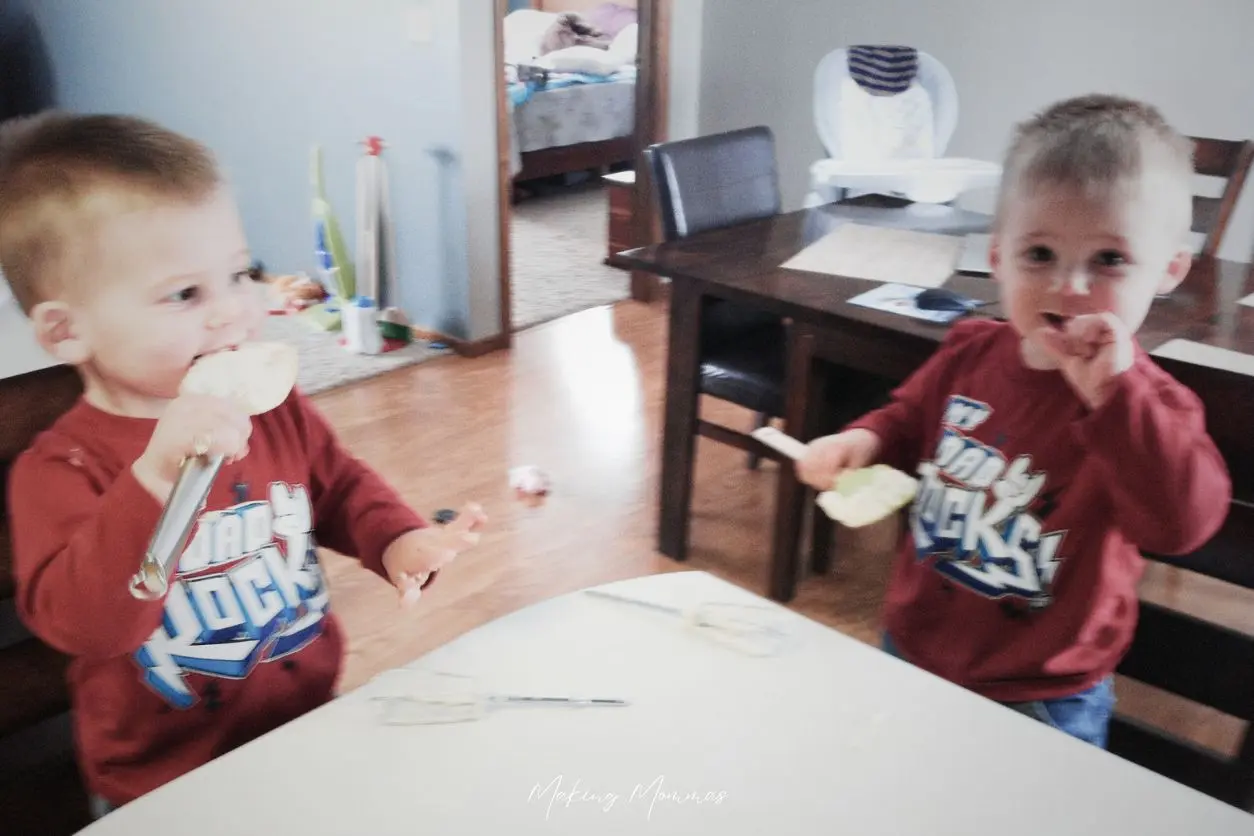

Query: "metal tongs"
<box><xmin>128</xmin><ymin>452</ymin><xmax>224</xmax><ymax>600</ymax></box>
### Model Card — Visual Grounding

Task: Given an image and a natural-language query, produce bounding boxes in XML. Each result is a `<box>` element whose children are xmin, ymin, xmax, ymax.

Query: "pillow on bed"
<box><xmin>504</xmin><ymin>9</ymin><xmax>560</xmax><ymax>65</ymax></box>
<box><xmin>607</xmin><ymin>22</ymin><xmax>637</xmax><ymax>64</ymax></box>
<box><xmin>583</xmin><ymin>3</ymin><xmax>638</xmax><ymax>39</ymax></box>
<box><xmin>540</xmin><ymin>45</ymin><xmax>626</xmax><ymax>76</ymax></box>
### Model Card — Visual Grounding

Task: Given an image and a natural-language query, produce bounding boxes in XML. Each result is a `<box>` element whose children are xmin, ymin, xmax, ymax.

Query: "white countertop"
<box><xmin>0</xmin><ymin>298</ymin><xmax>59</xmax><ymax>381</ymax></box>
<box><xmin>79</xmin><ymin>570</ymin><xmax>1254</xmax><ymax>835</ymax></box>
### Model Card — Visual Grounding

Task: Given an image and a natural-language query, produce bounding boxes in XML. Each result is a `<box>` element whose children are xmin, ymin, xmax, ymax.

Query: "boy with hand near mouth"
<box><xmin>798</xmin><ymin>94</ymin><xmax>1230</xmax><ymax>747</ymax></box>
<box><xmin>0</xmin><ymin>111</ymin><xmax>486</xmax><ymax>816</ymax></box>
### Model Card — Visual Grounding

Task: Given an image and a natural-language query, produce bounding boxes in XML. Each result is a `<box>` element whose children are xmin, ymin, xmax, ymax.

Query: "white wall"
<box><xmin>668</xmin><ymin>0</ymin><xmax>705</xmax><ymax>140</ymax></box>
<box><xmin>698</xmin><ymin>0</ymin><xmax>1254</xmax><ymax>261</ymax></box>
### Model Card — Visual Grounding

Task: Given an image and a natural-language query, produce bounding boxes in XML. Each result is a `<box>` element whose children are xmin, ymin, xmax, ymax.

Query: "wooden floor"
<box><xmin>314</xmin><ymin>299</ymin><xmax>1252</xmax><ymax>757</ymax></box>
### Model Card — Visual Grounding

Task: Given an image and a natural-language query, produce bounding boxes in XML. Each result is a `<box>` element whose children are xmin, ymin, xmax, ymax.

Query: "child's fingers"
<box><xmin>456</xmin><ymin>502</ymin><xmax>488</xmax><ymax>531</ymax></box>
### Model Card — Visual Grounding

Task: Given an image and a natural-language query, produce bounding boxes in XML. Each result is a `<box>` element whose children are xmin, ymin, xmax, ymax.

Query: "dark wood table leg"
<box><xmin>809</xmin><ymin>374</ymin><xmax>837</xmax><ymax>574</ymax></box>
<box><xmin>658</xmin><ymin>279</ymin><xmax>702</xmax><ymax>560</ymax></box>
<box><xmin>810</xmin><ymin>500</ymin><xmax>836</xmax><ymax>574</ymax></box>
<box><xmin>769</xmin><ymin>324</ymin><xmax>822</xmax><ymax>602</ymax></box>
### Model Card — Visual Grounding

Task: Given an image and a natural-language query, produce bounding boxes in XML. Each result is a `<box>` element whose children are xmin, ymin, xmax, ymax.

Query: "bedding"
<box><xmin>502</xmin><ymin>8</ymin><xmax>638</xmax><ymax>176</ymax></box>
<box><xmin>539</xmin><ymin>12</ymin><xmax>612</xmax><ymax>53</ymax></box>
<box><xmin>582</xmin><ymin>2</ymin><xmax>638</xmax><ymax>38</ymax></box>
<box><xmin>508</xmin><ymin>78</ymin><xmax>636</xmax><ymax>176</ymax></box>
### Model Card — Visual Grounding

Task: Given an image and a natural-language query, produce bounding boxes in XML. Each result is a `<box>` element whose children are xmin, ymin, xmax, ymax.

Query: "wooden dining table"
<box><xmin>617</xmin><ymin>195</ymin><xmax>1254</xmax><ymax>603</ymax></box>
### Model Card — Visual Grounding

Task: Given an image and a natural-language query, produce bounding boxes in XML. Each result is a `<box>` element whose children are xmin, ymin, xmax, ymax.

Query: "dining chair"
<box><xmin>644</xmin><ymin>125</ymin><xmax>788</xmax><ymax>477</ymax></box>
<box><xmin>1100</xmin><ymin>349</ymin><xmax>1254</xmax><ymax>811</ymax></box>
<box><xmin>644</xmin><ymin>127</ymin><xmax>889</xmax><ymax>597</ymax></box>
<box><xmin>0</xmin><ymin>364</ymin><xmax>91</xmax><ymax>836</ymax></box>
<box><xmin>1109</xmin><ymin>498</ymin><xmax>1254</xmax><ymax>811</ymax></box>
<box><xmin>1189</xmin><ymin>136</ymin><xmax>1253</xmax><ymax>258</ymax></box>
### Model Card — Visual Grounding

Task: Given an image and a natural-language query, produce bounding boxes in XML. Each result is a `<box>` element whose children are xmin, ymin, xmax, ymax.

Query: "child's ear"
<box><xmin>1157</xmin><ymin>249</ymin><xmax>1193</xmax><ymax>295</ymax></box>
<box><xmin>29</xmin><ymin>301</ymin><xmax>92</xmax><ymax>365</ymax></box>
<box><xmin>988</xmin><ymin>237</ymin><xmax>1002</xmax><ymax>279</ymax></box>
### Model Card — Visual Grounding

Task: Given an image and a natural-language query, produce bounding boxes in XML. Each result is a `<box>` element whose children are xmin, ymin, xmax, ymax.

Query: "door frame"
<box><xmin>493</xmin><ymin>0</ymin><xmax>672</xmax><ymax>345</ymax></box>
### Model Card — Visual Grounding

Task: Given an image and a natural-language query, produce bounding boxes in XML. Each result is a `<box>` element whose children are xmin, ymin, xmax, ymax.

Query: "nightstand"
<box><xmin>603</xmin><ymin>169</ymin><xmax>635</xmax><ymax>268</ymax></box>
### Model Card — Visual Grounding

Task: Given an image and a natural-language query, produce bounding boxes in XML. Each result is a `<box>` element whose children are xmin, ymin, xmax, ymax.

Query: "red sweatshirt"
<box><xmin>848</xmin><ymin>319</ymin><xmax>1230</xmax><ymax>702</ymax></box>
<box><xmin>7</xmin><ymin>389</ymin><xmax>428</xmax><ymax>805</ymax></box>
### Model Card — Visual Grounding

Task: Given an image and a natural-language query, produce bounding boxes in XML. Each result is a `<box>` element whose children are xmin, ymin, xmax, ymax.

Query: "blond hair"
<box><xmin>994</xmin><ymin>94</ymin><xmax>1195</xmax><ymax>243</ymax></box>
<box><xmin>0</xmin><ymin>111</ymin><xmax>221</xmax><ymax>313</ymax></box>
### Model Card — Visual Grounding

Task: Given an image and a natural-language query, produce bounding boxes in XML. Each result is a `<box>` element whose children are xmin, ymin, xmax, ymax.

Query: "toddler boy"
<box><xmin>0</xmin><ymin>111</ymin><xmax>486</xmax><ymax>814</ymax></box>
<box><xmin>799</xmin><ymin>94</ymin><xmax>1231</xmax><ymax>746</ymax></box>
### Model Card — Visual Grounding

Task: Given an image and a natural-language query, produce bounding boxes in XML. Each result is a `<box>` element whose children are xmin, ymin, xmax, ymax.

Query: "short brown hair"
<box><xmin>995</xmin><ymin>94</ymin><xmax>1195</xmax><ymax>242</ymax></box>
<box><xmin>0</xmin><ymin>111</ymin><xmax>221</xmax><ymax>313</ymax></box>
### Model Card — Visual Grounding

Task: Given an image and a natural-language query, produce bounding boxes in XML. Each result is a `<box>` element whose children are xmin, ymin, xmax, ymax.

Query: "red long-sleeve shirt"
<box><xmin>847</xmin><ymin>319</ymin><xmax>1230</xmax><ymax>702</ymax></box>
<box><xmin>7</xmin><ymin>389</ymin><xmax>428</xmax><ymax>805</ymax></box>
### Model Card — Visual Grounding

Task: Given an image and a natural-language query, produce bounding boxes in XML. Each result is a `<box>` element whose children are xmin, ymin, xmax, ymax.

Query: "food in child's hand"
<box><xmin>816</xmin><ymin>464</ymin><xmax>918</xmax><ymax>528</ymax></box>
<box><xmin>181</xmin><ymin>342</ymin><xmax>299</xmax><ymax>416</ymax></box>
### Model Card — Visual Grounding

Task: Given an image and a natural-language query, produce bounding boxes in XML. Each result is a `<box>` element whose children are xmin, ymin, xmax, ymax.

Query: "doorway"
<box><xmin>493</xmin><ymin>0</ymin><xmax>670</xmax><ymax>340</ymax></box>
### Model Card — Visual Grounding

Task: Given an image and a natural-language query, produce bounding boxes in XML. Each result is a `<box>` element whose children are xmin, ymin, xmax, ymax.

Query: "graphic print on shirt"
<box><xmin>908</xmin><ymin>395</ymin><xmax>1068</xmax><ymax>607</ymax></box>
<box><xmin>133</xmin><ymin>482</ymin><xmax>329</xmax><ymax>708</ymax></box>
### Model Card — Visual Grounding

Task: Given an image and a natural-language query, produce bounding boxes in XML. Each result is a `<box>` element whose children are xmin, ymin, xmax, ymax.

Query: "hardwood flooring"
<box><xmin>314</xmin><ymin>299</ymin><xmax>1253</xmax><ymax>759</ymax></box>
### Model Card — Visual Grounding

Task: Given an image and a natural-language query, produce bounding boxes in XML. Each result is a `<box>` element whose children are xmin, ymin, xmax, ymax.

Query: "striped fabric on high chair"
<box><xmin>846</xmin><ymin>45</ymin><xmax>920</xmax><ymax>95</ymax></box>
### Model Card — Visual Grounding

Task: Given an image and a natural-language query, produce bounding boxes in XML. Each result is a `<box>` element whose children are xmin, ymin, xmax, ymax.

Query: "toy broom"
<box><xmin>309</xmin><ymin>144</ymin><xmax>355</xmax><ymax>309</ymax></box>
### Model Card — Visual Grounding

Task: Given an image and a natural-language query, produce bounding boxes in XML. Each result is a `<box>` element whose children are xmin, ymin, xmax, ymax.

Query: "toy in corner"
<box><xmin>336</xmin><ymin>134</ymin><xmax>415</xmax><ymax>354</ymax></box>
<box><xmin>299</xmin><ymin>144</ymin><xmax>355</xmax><ymax>333</ymax></box>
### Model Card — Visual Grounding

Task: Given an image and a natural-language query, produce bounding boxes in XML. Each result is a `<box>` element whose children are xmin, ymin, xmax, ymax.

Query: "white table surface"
<box><xmin>80</xmin><ymin>570</ymin><xmax>1254</xmax><ymax>835</ymax></box>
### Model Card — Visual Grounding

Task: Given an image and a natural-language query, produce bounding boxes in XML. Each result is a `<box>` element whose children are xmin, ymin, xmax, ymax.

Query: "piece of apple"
<box><xmin>815</xmin><ymin>464</ymin><xmax>919</xmax><ymax>528</ymax></box>
<box><xmin>180</xmin><ymin>342</ymin><xmax>299</xmax><ymax>416</ymax></box>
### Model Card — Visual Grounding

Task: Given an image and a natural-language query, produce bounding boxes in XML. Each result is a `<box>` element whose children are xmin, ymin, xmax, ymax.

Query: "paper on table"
<box><xmin>781</xmin><ymin>222</ymin><xmax>963</xmax><ymax>289</ymax></box>
<box><xmin>847</xmin><ymin>283</ymin><xmax>964</xmax><ymax>324</ymax></box>
<box><xmin>1151</xmin><ymin>339</ymin><xmax>1254</xmax><ymax>377</ymax></box>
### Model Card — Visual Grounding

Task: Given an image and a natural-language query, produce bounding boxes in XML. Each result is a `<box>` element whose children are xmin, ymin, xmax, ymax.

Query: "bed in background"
<box><xmin>504</xmin><ymin>1</ymin><xmax>639</xmax><ymax>183</ymax></box>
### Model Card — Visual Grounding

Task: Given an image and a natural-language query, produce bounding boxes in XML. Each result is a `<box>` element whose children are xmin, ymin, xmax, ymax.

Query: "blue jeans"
<box><xmin>881</xmin><ymin>633</ymin><xmax>1115</xmax><ymax>748</ymax></box>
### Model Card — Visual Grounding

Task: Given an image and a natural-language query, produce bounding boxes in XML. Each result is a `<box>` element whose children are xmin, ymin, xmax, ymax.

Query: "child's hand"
<box><xmin>382</xmin><ymin>502</ymin><xmax>488</xmax><ymax>606</ymax></box>
<box><xmin>131</xmin><ymin>393</ymin><xmax>253</xmax><ymax>502</ymax></box>
<box><xmin>796</xmin><ymin>429</ymin><xmax>881</xmax><ymax>492</ymax></box>
<box><xmin>1035</xmin><ymin>312</ymin><xmax>1133</xmax><ymax>410</ymax></box>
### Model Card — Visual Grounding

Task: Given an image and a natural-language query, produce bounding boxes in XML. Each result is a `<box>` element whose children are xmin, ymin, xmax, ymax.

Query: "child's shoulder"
<box><xmin>9</xmin><ymin>399</ymin><xmax>102</xmax><ymax>483</ymax></box>
<box><xmin>941</xmin><ymin>317</ymin><xmax>1012</xmax><ymax>349</ymax></box>
<box><xmin>932</xmin><ymin>318</ymin><xmax>1017</xmax><ymax>368</ymax></box>
<box><xmin>252</xmin><ymin>386</ymin><xmax>337</xmax><ymax>448</ymax></box>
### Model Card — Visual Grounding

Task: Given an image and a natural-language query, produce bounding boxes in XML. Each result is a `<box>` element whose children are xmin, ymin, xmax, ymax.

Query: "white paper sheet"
<box><xmin>1151</xmin><ymin>339</ymin><xmax>1254</xmax><ymax>377</ymax></box>
<box><xmin>782</xmin><ymin>222</ymin><xmax>963</xmax><ymax>288</ymax></box>
<box><xmin>1237</xmin><ymin>291</ymin><xmax>1254</xmax><ymax>308</ymax></box>
<box><xmin>847</xmin><ymin>283</ymin><xmax>964</xmax><ymax>324</ymax></box>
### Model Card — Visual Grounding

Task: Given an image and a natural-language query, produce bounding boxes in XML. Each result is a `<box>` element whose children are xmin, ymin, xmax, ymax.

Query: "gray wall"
<box><xmin>699</xmin><ymin>0</ymin><xmax>1254</xmax><ymax>261</ymax></box>
<box><xmin>8</xmin><ymin>0</ymin><xmax>500</xmax><ymax>339</ymax></box>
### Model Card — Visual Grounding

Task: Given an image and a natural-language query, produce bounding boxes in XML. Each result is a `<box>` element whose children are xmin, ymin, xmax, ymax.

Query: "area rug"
<box><xmin>259</xmin><ymin>313</ymin><xmax>450</xmax><ymax>396</ymax></box>
<box><xmin>510</xmin><ymin>183</ymin><xmax>631</xmax><ymax>331</ymax></box>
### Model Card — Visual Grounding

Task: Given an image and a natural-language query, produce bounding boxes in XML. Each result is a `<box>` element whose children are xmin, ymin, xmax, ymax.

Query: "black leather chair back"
<box><xmin>644</xmin><ymin>126</ymin><xmax>782</xmax><ymax>242</ymax></box>
<box><xmin>0</xmin><ymin>364</ymin><xmax>89</xmax><ymax>835</ymax></box>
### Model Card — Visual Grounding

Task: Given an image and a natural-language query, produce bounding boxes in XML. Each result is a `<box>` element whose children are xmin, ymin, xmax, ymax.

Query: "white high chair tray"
<box><xmin>811</xmin><ymin>157</ymin><xmax>1002</xmax><ymax>204</ymax></box>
